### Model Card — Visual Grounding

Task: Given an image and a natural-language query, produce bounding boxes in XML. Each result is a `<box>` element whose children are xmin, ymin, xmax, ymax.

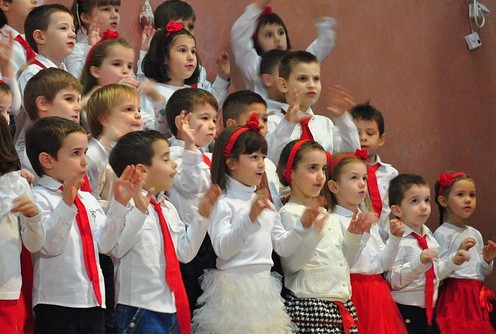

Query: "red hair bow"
<box><xmin>223</xmin><ymin>112</ymin><xmax>260</xmax><ymax>157</ymax></box>
<box><xmin>244</xmin><ymin>112</ymin><xmax>261</xmax><ymax>132</ymax></box>
<box><xmin>437</xmin><ymin>171</ymin><xmax>466</xmax><ymax>196</ymax></box>
<box><xmin>85</xmin><ymin>29</ymin><xmax>120</xmax><ymax>66</ymax></box>
<box><xmin>166</xmin><ymin>21</ymin><xmax>184</xmax><ymax>37</ymax></box>
<box><xmin>260</xmin><ymin>6</ymin><xmax>272</xmax><ymax>17</ymax></box>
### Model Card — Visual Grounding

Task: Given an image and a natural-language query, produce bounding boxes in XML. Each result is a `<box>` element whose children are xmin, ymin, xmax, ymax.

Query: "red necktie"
<box><xmin>60</xmin><ymin>187</ymin><xmax>103</xmax><ymax>306</ymax></box>
<box><xmin>410</xmin><ymin>232</ymin><xmax>435</xmax><ymax>325</ymax></box>
<box><xmin>280</xmin><ymin>108</ymin><xmax>314</xmax><ymax>140</ymax></box>
<box><xmin>14</xmin><ymin>35</ymin><xmax>36</xmax><ymax>61</ymax></box>
<box><xmin>149</xmin><ymin>198</ymin><xmax>191</xmax><ymax>334</ymax></box>
<box><xmin>80</xmin><ymin>174</ymin><xmax>91</xmax><ymax>192</ymax></box>
<box><xmin>201</xmin><ymin>151</ymin><xmax>211</xmax><ymax>168</ymax></box>
<box><xmin>366</xmin><ymin>163</ymin><xmax>382</xmax><ymax>218</ymax></box>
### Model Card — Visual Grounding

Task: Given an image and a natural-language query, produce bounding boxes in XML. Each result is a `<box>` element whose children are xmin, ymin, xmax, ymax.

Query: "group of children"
<box><xmin>0</xmin><ymin>0</ymin><xmax>495</xmax><ymax>334</ymax></box>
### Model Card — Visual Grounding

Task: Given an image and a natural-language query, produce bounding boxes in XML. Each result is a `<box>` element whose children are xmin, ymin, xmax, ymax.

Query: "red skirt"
<box><xmin>0</xmin><ymin>299</ymin><xmax>19</xmax><ymax>333</ymax></box>
<box><xmin>350</xmin><ymin>274</ymin><xmax>407</xmax><ymax>334</ymax></box>
<box><xmin>436</xmin><ymin>278</ymin><xmax>496</xmax><ymax>334</ymax></box>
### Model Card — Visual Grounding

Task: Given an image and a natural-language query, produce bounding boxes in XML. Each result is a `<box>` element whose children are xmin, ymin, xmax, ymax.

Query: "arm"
<box><xmin>386</xmin><ymin>247</ymin><xmax>433</xmax><ymax>290</ymax></box>
<box><xmin>306</xmin><ymin>17</ymin><xmax>336</xmax><ymax>63</ymax></box>
<box><xmin>330</xmin><ymin>112</ymin><xmax>361</xmax><ymax>153</ymax></box>
<box><xmin>380</xmin><ymin>219</ymin><xmax>404</xmax><ymax>271</ymax></box>
<box><xmin>64</xmin><ymin>42</ymin><xmax>91</xmax><ymax>80</ymax></box>
<box><xmin>13</xmin><ymin>186</ymin><xmax>44</xmax><ymax>253</ymax></box>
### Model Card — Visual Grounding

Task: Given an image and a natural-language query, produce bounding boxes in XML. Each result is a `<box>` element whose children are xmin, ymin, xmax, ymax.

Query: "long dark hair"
<box><xmin>0</xmin><ymin>115</ymin><xmax>20</xmax><ymax>174</ymax></box>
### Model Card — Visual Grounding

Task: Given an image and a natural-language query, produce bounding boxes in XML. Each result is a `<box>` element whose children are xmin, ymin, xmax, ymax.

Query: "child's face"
<box><xmin>290</xmin><ymin>148</ymin><xmax>327</xmax><ymax>200</ymax></box>
<box><xmin>236</xmin><ymin>104</ymin><xmax>268</xmax><ymax>138</ymax></box>
<box><xmin>392</xmin><ymin>185</ymin><xmax>431</xmax><ymax>232</ymax></box>
<box><xmin>142</xmin><ymin>139</ymin><xmax>177</xmax><ymax>193</ymax></box>
<box><xmin>42</xmin><ymin>87</ymin><xmax>81</xmax><ymax>123</ymax></box>
<box><xmin>188</xmin><ymin>103</ymin><xmax>217</xmax><ymax>148</ymax></box>
<box><xmin>41</xmin><ymin>11</ymin><xmax>76</xmax><ymax>59</ymax></box>
<box><xmin>87</xmin><ymin>4</ymin><xmax>120</xmax><ymax>31</ymax></box>
<box><xmin>257</xmin><ymin>23</ymin><xmax>288</xmax><ymax>53</ymax></box>
<box><xmin>354</xmin><ymin>118</ymin><xmax>384</xmax><ymax>162</ymax></box>
<box><xmin>91</xmin><ymin>45</ymin><xmax>134</xmax><ymax>86</ymax></box>
<box><xmin>1</xmin><ymin>0</ymin><xmax>37</xmax><ymax>23</ymax></box>
<box><xmin>279</xmin><ymin>62</ymin><xmax>321</xmax><ymax>111</ymax></box>
<box><xmin>443</xmin><ymin>179</ymin><xmax>476</xmax><ymax>222</ymax></box>
<box><xmin>228</xmin><ymin>150</ymin><xmax>266</xmax><ymax>187</ymax></box>
<box><xmin>329</xmin><ymin>161</ymin><xmax>367</xmax><ymax>211</ymax></box>
<box><xmin>46</xmin><ymin>131</ymin><xmax>88</xmax><ymax>184</ymax></box>
<box><xmin>166</xmin><ymin>34</ymin><xmax>197</xmax><ymax>86</ymax></box>
<box><xmin>101</xmin><ymin>94</ymin><xmax>142</xmax><ymax>141</ymax></box>
<box><xmin>0</xmin><ymin>91</ymin><xmax>13</xmax><ymax>125</ymax></box>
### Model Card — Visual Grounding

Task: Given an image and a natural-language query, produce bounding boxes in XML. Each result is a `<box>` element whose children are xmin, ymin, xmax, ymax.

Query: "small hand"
<box><xmin>0</xmin><ymin>30</ymin><xmax>14</xmax><ymax>77</ymax></box>
<box><xmin>137</xmin><ymin>79</ymin><xmax>165</xmax><ymax>103</ymax></box>
<box><xmin>11</xmin><ymin>197</ymin><xmax>39</xmax><ymax>218</ymax></box>
<box><xmin>198</xmin><ymin>184</ymin><xmax>222</xmax><ymax>218</ymax></box>
<box><xmin>175</xmin><ymin>111</ymin><xmax>196</xmax><ymax>150</ymax></box>
<box><xmin>20</xmin><ymin>168</ymin><xmax>35</xmax><ymax>185</ymax></box>
<box><xmin>216</xmin><ymin>51</ymin><xmax>230</xmax><ymax>81</ymax></box>
<box><xmin>118</xmin><ymin>77</ymin><xmax>140</xmax><ymax>89</ymax></box>
<box><xmin>133</xmin><ymin>186</ymin><xmax>154</xmax><ymax>214</ymax></box>
<box><xmin>458</xmin><ymin>237</ymin><xmax>476</xmax><ymax>251</ymax></box>
<box><xmin>88</xmin><ymin>18</ymin><xmax>102</xmax><ymax>46</ymax></box>
<box><xmin>323</xmin><ymin>84</ymin><xmax>356</xmax><ymax>119</ymax></box>
<box><xmin>483</xmin><ymin>240</ymin><xmax>496</xmax><ymax>263</ymax></box>
<box><xmin>62</xmin><ymin>173</ymin><xmax>86</xmax><ymax>206</ymax></box>
<box><xmin>249</xmin><ymin>189</ymin><xmax>272</xmax><ymax>223</ymax></box>
<box><xmin>300</xmin><ymin>196</ymin><xmax>327</xmax><ymax>229</ymax></box>
<box><xmin>420</xmin><ymin>249</ymin><xmax>438</xmax><ymax>264</ymax></box>
<box><xmin>452</xmin><ymin>249</ymin><xmax>471</xmax><ymax>265</ymax></box>
<box><xmin>347</xmin><ymin>209</ymin><xmax>376</xmax><ymax>234</ymax></box>
<box><xmin>140</xmin><ymin>25</ymin><xmax>156</xmax><ymax>52</ymax></box>
<box><xmin>113</xmin><ymin>165</ymin><xmax>144</xmax><ymax>207</ymax></box>
<box><xmin>284</xmin><ymin>90</ymin><xmax>310</xmax><ymax>124</ymax></box>
<box><xmin>389</xmin><ymin>218</ymin><xmax>405</xmax><ymax>238</ymax></box>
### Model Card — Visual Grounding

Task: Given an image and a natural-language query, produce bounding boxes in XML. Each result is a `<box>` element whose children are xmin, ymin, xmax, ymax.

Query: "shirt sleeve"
<box><xmin>305</xmin><ymin>17</ymin><xmax>336</xmax><ymax>63</ymax></box>
<box><xmin>65</xmin><ymin>42</ymin><xmax>91</xmax><ymax>80</ymax></box>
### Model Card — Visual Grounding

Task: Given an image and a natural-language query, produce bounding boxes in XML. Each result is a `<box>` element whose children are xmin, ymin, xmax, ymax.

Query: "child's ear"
<box><xmin>35</xmin><ymin>96</ymin><xmax>49</xmax><ymax>114</ymax></box>
<box><xmin>276</xmin><ymin>77</ymin><xmax>288</xmax><ymax>94</ymax></box>
<box><xmin>327</xmin><ymin>180</ymin><xmax>338</xmax><ymax>194</ymax></box>
<box><xmin>135</xmin><ymin>163</ymin><xmax>147</xmax><ymax>174</ymax></box>
<box><xmin>0</xmin><ymin>0</ymin><xmax>11</xmax><ymax>12</ymax></box>
<box><xmin>79</xmin><ymin>12</ymin><xmax>92</xmax><ymax>27</ymax></box>
<box><xmin>437</xmin><ymin>195</ymin><xmax>448</xmax><ymax>208</ymax></box>
<box><xmin>38</xmin><ymin>152</ymin><xmax>54</xmax><ymax>171</ymax></box>
<box><xmin>89</xmin><ymin>66</ymin><xmax>101</xmax><ymax>79</ymax></box>
<box><xmin>32</xmin><ymin>29</ymin><xmax>46</xmax><ymax>46</ymax></box>
<box><xmin>226</xmin><ymin>157</ymin><xmax>237</xmax><ymax>171</ymax></box>
<box><xmin>378</xmin><ymin>133</ymin><xmax>386</xmax><ymax>148</ymax></box>
<box><xmin>390</xmin><ymin>204</ymin><xmax>402</xmax><ymax>218</ymax></box>
<box><xmin>225</xmin><ymin>118</ymin><xmax>237</xmax><ymax>128</ymax></box>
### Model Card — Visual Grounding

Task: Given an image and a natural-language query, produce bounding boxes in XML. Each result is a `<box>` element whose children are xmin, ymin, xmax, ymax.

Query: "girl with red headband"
<box><xmin>325</xmin><ymin>150</ymin><xmax>407</xmax><ymax>334</ymax></box>
<box><xmin>277</xmin><ymin>142</ymin><xmax>370</xmax><ymax>334</ymax></box>
<box><xmin>433</xmin><ymin>172</ymin><xmax>496</xmax><ymax>333</ymax></box>
<box><xmin>192</xmin><ymin>116</ymin><xmax>325</xmax><ymax>334</ymax></box>
<box><xmin>231</xmin><ymin>0</ymin><xmax>336</xmax><ymax>99</ymax></box>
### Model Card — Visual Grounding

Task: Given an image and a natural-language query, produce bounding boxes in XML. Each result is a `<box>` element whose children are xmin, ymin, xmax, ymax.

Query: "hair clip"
<box><xmin>166</xmin><ymin>21</ymin><xmax>184</xmax><ymax>37</ymax></box>
<box><xmin>437</xmin><ymin>172</ymin><xmax>466</xmax><ymax>196</ymax></box>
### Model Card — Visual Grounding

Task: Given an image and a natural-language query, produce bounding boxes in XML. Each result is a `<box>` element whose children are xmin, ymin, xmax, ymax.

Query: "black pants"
<box><xmin>397</xmin><ymin>303</ymin><xmax>440</xmax><ymax>334</ymax></box>
<box><xmin>34</xmin><ymin>304</ymin><xmax>105</xmax><ymax>334</ymax></box>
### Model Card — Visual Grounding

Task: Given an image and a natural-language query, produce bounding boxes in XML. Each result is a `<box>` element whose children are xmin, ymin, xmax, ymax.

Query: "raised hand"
<box><xmin>301</xmin><ymin>196</ymin><xmax>328</xmax><ymax>230</ymax></box>
<box><xmin>483</xmin><ymin>240</ymin><xmax>496</xmax><ymax>263</ymax></box>
<box><xmin>113</xmin><ymin>165</ymin><xmax>144</xmax><ymax>207</ymax></box>
<box><xmin>284</xmin><ymin>90</ymin><xmax>311</xmax><ymax>124</ymax></box>
<box><xmin>249</xmin><ymin>189</ymin><xmax>272</xmax><ymax>223</ymax></box>
<box><xmin>420</xmin><ymin>249</ymin><xmax>438</xmax><ymax>264</ymax></box>
<box><xmin>452</xmin><ymin>249</ymin><xmax>471</xmax><ymax>265</ymax></box>
<box><xmin>216</xmin><ymin>51</ymin><xmax>230</xmax><ymax>81</ymax></box>
<box><xmin>62</xmin><ymin>172</ymin><xmax>86</xmax><ymax>206</ymax></box>
<box><xmin>347</xmin><ymin>209</ymin><xmax>376</xmax><ymax>234</ymax></box>
<box><xmin>20</xmin><ymin>168</ymin><xmax>35</xmax><ymax>185</ymax></box>
<box><xmin>458</xmin><ymin>237</ymin><xmax>476</xmax><ymax>251</ymax></box>
<box><xmin>0</xmin><ymin>30</ymin><xmax>14</xmax><ymax>77</ymax></box>
<box><xmin>88</xmin><ymin>18</ymin><xmax>102</xmax><ymax>46</ymax></box>
<box><xmin>198</xmin><ymin>184</ymin><xmax>222</xmax><ymax>218</ymax></box>
<box><xmin>140</xmin><ymin>25</ymin><xmax>156</xmax><ymax>52</ymax></box>
<box><xmin>11</xmin><ymin>197</ymin><xmax>39</xmax><ymax>218</ymax></box>
<box><xmin>323</xmin><ymin>84</ymin><xmax>356</xmax><ymax>119</ymax></box>
<box><xmin>175</xmin><ymin>111</ymin><xmax>196</xmax><ymax>151</ymax></box>
<box><xmin>389</xmin><ymin>218</ymin><xmax>405</xmax><ymax>238</ymax></box>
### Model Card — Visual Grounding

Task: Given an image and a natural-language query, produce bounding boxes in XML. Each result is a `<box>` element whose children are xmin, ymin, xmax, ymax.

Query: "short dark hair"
<box><xmin>350</xmin><ymin>101</ymin><xmax>385</xmax><ymax>136</ymax></box>
<box><xmin>0</xmin><ymin>115</ymin><xmax>20</xmax><ymax>174</ymax></box>
<box><xmin>109</xmin><ymin>130</ymin><xmax>168</xmax><ymax>177</ymax></box>
<box><xmin>165</xmin><ymin>88</ymin><xmax>218</xmax><ymax>137</ymax></box>
<box><xmin>388</xmin><ymin>174</ymin><xmax>429</xmax><ymax>207</ymax></box>
<box><xmin>222</xmin><ymin>90</ymin><xmax>266</xmax><ymax>125</ymax></box>
<box><xmin>24</xmin><ymin>68</ymin><xmax>82</xmax><ymax>121</ymax></box>
<box><xmin>260</xmin><ymin>49</ymin><xmax>288</xmax><ymax>76</ymax></box>
<box><xmin>253</xmin><ymin>12</ymin><xmax>291</xmax><ymax>56</ymax></box>
<box><xmin>277</xmin><ymin>140</ymin><xmax>325</xmax><ymax>187</ymax></box>
<box><xmin>154</xmin><ymin>0</ymin><xmax>195</xmax><ymax>29</ymax></box>
<box><xmin>25</xmin><ymin>4</ymin><xmax>72</xmax><ymax>52</ymax></box>
<box><xmin>279</xmin><ymin>50</ymin><xmax>319</xmax><ymax>80</ymax></box>
<box><xmin>26</xmin><ymin>116</ymin><xmax>86</xmax><ymax>177</ymax></box>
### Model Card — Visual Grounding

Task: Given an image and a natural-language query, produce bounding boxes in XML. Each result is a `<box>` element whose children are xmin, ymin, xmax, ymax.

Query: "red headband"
<box><xmin>85</xmin><ymin>29</ymin><xmax>120</xmax><ymax>66</ymax></box>
<box><xmin>285</xmin><ymin>140</ymin><xmax>332</xmax><ymax>185</ymax></box>
<box><xmin>437</xmin><ymin>172</ymin><xmax>466</xmax><ymax>196</ymax></box>
<box><xmin>253</xmin><ymin>6</ymin><xmax>272</xmax><ymax>46</ymax></box>
<box><xmin>223</xmin><ymin>112</ymin><xmax>260</xmax><ymax>157</ymax></box>
<box><xmin>166</xmin><ymin>21</ymin><xmax>184</xmax><ymax>37</ymax></box>
<box><xmin>329</xmin><ymin>148</ymin><xmax>367</xmax><ymax>174</ymax></box>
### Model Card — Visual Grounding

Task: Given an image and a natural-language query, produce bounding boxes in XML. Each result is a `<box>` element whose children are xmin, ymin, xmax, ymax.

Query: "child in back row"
<box><xmin>433</xmin><ymin>171</ymin><xmax>496</xmax><ymax>333</ymax></box>
<box><xmin>326</xmin><ymin>150</ymin><xmax>407</xmax><ymax>334</ymax></box>
<box><xmin>386</xmin><ymin>174</ymin><xmax>471</xmax><ymax>334</ymax></box>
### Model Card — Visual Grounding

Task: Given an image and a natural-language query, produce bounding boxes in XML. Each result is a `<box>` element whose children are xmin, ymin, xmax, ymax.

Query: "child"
<box><xmin>231</xmin><ymin>0</ymin><xmax>335</xmax><ymax>98</ymax></box>
<box><xmin>277</xmin><ymin>140</ymin><xmax>371</xmax><ymax>333</ymax></box>
<box><xmin>259</xmin><ymin>48</ymin><xmax>288</xmax><ymax>110</ymax></box>
<box><xmin>16</xmin><ymin>68</ymin><xmax>81</xmax><ymax>181</ymax></box>
<box><xmin>386</xmin><ymin>174</ymin><xmax>471</xmax><ymax>334</ymax></box>
<box><xmin>0</xmin><ymin>32</ymin><xmax>22</xmax><ymax>128</ymax></box>
<box><xmin>25</xmin><ymin>116</ymin><xmax>142</xmax><ymax>333</ymax></box>
<box><xmin>326</xmin><ymin>150</ymin><xmax>407</xmax><ymax>334</ymax></box>
<box><xmin>433</xmin><ymin>171</ymin><xmax>496</xmax><ymax>333</ymax></box>
<box><xmin>266</xmin><ymin>50</ymin><xmax>360</xmax><ymax>164</ymax></box>
<box><xmin>140</xmin><ymin>21</ymin><xmax>200</xmax><ymax>136</ymax></box>
<box><xmin>0</xmin><ymin>0</ymin><xmax>37</xmax><ymax>74</ymax></box>
<box><xmin>0</xmin><ymin>115</ymin><xmax>43</xmax><ymax>334</ymax></box>
<box><xmin>66</xmin><ymin>0</ymin><xmax>121</xmax><ymax>79</ymax></box>
<box><xmin>19</xmin><ymin>4</ymin><xmax>76</xmax><ymax>94</ymax></box>
<box><xmin>107</xmin><ymin>129</ymin><xmax>221</xmax><ymax>334</ymax></box>
<box><xmin>351</xmin><ymin>102</ymin><xmax>398</xmax><ymax>241</ymax></box>
<box><xmin>192</xmin><ymin>120</ymin><xmax>324</xmax><ymax>334</ymax></box>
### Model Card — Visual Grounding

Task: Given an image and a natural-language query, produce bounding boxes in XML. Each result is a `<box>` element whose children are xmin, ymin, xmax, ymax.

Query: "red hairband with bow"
<box><xmin>437</xmin><ymin>172</ymin><xmax>466</xmax><ymax>196</ymax></box>
<box><xmin>284</xmin><ymin>139</ymin><xmax>332</xmax><ymax>185</ymax></box>
<box><xmin>223</xmin><ymin>112</ymin><xmax>260</xmax><ymax>157</ymax></box>
<box><xmin>166</xmin><ymin>21</ymin><xmax>184</xmax><ymax>37</ymax></box>
<box><xmin>85</xmin><ymin>29</ymin><xmax>120</xmax><ymax>66</ymax></box>
<box><xmin>328</xmin><ymin>148</ymin><xmax>367</xmax><ymax>174</ymax></box>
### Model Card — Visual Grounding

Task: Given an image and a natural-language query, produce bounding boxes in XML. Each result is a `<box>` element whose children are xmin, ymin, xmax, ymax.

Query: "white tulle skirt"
<box><xmin>192</xmin><ymin>269</ymin><xmax>294</xmax><ymax>334</ymax></box>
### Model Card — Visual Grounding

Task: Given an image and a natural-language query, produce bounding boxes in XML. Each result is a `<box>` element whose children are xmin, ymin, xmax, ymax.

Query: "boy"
<box><xmin>16</xmin><ymin>68</ymin><xmax>81</xmax><ymax>182</ymax></box>
<box><xmin>25</xmin><ymin>116</ymin><xmax>142</xmax><ymax>333</ymax></box>
<box><xmin>351</xmin><ymin>102</ymin><xmax>398</xmax><ymax>241</ymax></box>
<box><xmin>108</xmin><ymin>129</ymin><xmax>220</xmax><ymax>333</ymax></box>
<box><xmin>386</xmin><ymin>174</ymin><xmax>470</xmax><ymax>334</ymax></box>
<box><xmin>259</xmin><ymin>49</ymin><xmax>288</xmax><ymax>112</ymax></box>
<box><xmin>19</xmin><ymin>4</ymin><xmax>76</xmax><ymax>94</ymax></box>
<box><xmin>266</xmin><ymin>50</ymin><xmax>360</xmax><ymax>164</ymax></box>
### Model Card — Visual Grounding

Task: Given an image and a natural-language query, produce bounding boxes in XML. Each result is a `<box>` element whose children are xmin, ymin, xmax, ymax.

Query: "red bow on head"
<box><xmin>329</xmin><ymin>148</ymin><xmax>368</xmax><ymax>174</ymax></box>
<box><xmin>223</xmin><ymin>113</ymin><xmax>260</xmax><ymax>157</ymax></box>
<box><xmin>166</xmin><ymin>21</ymin><xmax>184</xmax><ymax>37</ymax></box>
<box><xmin>86</xmin><ymin>29</ymin><xmax>120</xmax><ymax>65</ymax></box>
<box><xmin>437</xmin><ymin>171</ymin><xmax>466</xmax><ymax>196</ymax></box>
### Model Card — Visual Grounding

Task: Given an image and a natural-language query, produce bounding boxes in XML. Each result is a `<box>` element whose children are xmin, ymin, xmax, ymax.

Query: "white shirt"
<box><xmin>334</xmin><ymin>205</ymin><xmax>400</xmax><ymax>274</ymax></box>
<box><xmin>64</xmin><ymin>40</ymin><xmax>91</xmax><ymax>80</ymax></box>
<box><xmin>32</xmin><ymin>175</ymin><xmax>127</xmax><ymax>308</ymax></box>
<box><xmin>0</xmin><ymin>171</ymin><xmax>44</xmax><ymax>300</ymax></box>
<box><xmin>1</xmin><ymin>25</ymin><xmax>31</xmax><ymax>75</ymax></box>
<box><xmin>18</xmin><ymin>54</ymin><xmax>67</xmax><ymax>97</ymax></box>
<box><xmin>433</xmin><ymin>222</ymin><xmax>493</xmax><ymax>280</ymax></box>
<box><xmin>110</xmin><ymin>192</ymin><xmax>208</xmax><ymax>313</ymax></box>
<box><xmin>266</xmin><ymin>104</ymin><xmax>360</xmax><ymax>164</ymax></box>
<box><xmin>264</xmin><ymin>158</ymin><xmax>283</xmax><ymax>210</ymax></box>
<box><xmin>279</xmin><ymin>202</ymin><xmax>362</xmax><ymax>302</ymax></box>
<box><xmin>209</xmin><ymin>176</ymin><xmax>310</xmax><ymax>274</ymax></box>
<box><xmin>385</xmin><ymin>224</ymin><xmax>461</xmax><ymax>307</ymax></box>
<box><xmin>230</xmin><ymin>4</ymin><xmax>335</xmax><ymax>98</ymax></box>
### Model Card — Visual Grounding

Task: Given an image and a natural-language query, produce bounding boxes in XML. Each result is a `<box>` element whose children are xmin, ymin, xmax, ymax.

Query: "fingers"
<box><xmin>11</xmin><ymin>197</ymin><xmax>39</xmax><ymax>217</ymax></box>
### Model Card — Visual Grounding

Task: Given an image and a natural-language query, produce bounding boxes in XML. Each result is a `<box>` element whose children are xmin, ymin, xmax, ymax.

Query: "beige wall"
<box><xmin>52</xmin><ymin>0</ymin><xmax>496</xmax><ymax>286</ymax></box>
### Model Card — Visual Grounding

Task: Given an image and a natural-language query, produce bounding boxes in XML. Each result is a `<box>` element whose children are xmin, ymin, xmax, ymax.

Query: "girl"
<box><xmin>277</xmin><ymin>141</ymin><xmax>370</xmax><ymax>334</ymax></box>
<box><xmin>141</xmin><ymin>21</ymin><xmax>201</xmax><ymax>137</ymax></box>
<box><xmin>326</xmin><ymin>150</ymin><xmax>407</xmax><ymax>334</ymax></box>
<box><xmin>66</xmin><ymin>0</ymin><xmax>121</xmax><ymax>79</ymax></box>
<box><xmin>231</xmin><ymin>0</ymin><xmax>335</xmax><ymax>98</ymax></box>
<box><xmin>434</xmin><ymin>171</ymin><xmax>496</xmax><ymax>334</ymax></box>
<box><xmin>192</xmin><ymin>115</ymin><xmax>323</xmax><ymax>334</ymax></box>
<box><xmin>0</xmin><ymin>115</ymin><xmax>44</xmax><ymax>334</ymax></box>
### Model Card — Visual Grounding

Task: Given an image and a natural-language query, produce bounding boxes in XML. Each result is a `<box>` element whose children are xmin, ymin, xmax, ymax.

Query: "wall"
<box><xmin>53</xmin><ymin>0</ymin><xmax>496</xmax><ymax>286</ymax></box>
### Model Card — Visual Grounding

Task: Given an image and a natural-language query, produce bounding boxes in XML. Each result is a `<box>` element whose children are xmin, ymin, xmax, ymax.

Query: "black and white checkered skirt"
<box><xmin>285</xmin><ymin>295</ymin><xmax>359</xmax><ymax>333</ymax></box>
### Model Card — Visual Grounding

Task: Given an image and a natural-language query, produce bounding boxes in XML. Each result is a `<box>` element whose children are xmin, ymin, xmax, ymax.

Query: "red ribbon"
<box><xmin>166</xmin><ymin>21</ymin><xmax>184</xmax><ymax>37</ymax></box>
<box><xmin>437</xmin><ymin>171</ymin><xmax>466</xmax><ymax>196</ymax></box>
<box><xmin>329</xmin><ymin>149</ymin><xmax>367</xmax><ymax>174</ymax></box>
<box><xmin>85</xmin><ymin>29</ymin><xmax>120</xmax><ymax>66</ymax></box>
<box><xmin>223</xmin><ymin>112</ymin><xmax>260</xmax><ymax>157</ymax></box>
<box><xmin>480</xmin><ymin>286</ymin><xmax>495</xmax><ymax>313</ymax></box>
